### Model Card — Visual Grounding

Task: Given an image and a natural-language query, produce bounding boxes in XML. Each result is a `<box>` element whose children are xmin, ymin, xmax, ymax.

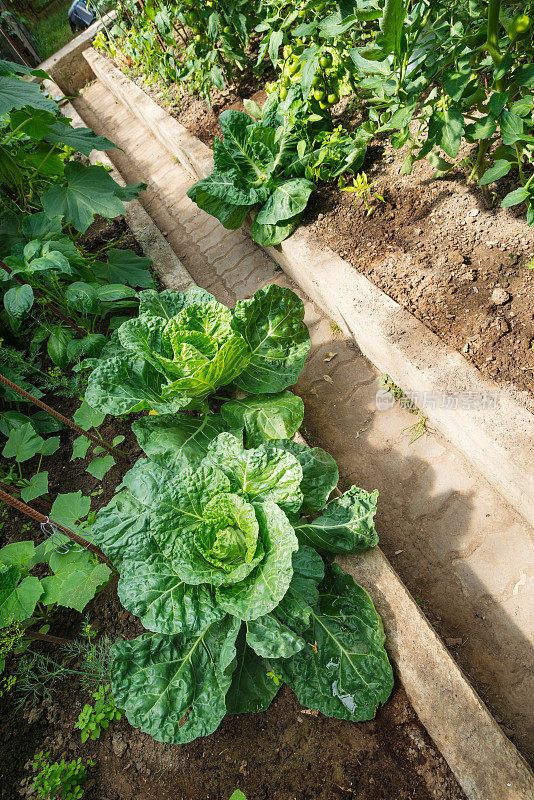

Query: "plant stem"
<box><xmin>485</xmin><ymin>0</ymin><xmax>506</xmax><ymax>91</ymax></box>
<box><xmin>0</xmin><ymin>374</ymin><xmax>129</xmax><ymax>462</ymax></box>
<box><xmin>0</xmin><ymin>486</ymin><xmax>114</xmax><ymax>569</ymax></box>
<box><xmin>24</xmin><ymin>630</ymin><xmax>72</xmax><ymax>646</ymax></box>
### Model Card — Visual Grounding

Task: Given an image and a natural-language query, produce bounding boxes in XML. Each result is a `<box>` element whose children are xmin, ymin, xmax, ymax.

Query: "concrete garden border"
<box><xmin>76</xmin><ymin>47</ymin><xmax>534</xmax><ymax>532</ymax></box>
<box><xmin>48</xmin><ymin>76</ymin><xmax>534</xmax><ymax>799</ymax></box>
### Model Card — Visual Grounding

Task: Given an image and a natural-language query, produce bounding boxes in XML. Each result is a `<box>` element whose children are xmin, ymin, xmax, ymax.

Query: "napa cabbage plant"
<box><xmin>84</xmin><ymin>284</ymin><xmax>310</xmax><ymax>415</ymax></box>
<box><xmin>91</xmin><ymin>417</ymin><xmax>392</xmax><ymax>745</ymax></box>
<box><xmin>187</xmin><ymin>99</ymin><xmax>319</xmax><ymax>247</ymax></box>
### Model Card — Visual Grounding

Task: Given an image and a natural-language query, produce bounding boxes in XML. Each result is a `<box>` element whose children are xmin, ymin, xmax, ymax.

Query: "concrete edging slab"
<box><xmin>79</xmin><ymin>46</ymin><xmax>534</xmax><ymax>530</ymax></box>
<box><xmin>51</xmin><ymin>64</ymin><xmax>534</xmax><ymax>799</ymax></box>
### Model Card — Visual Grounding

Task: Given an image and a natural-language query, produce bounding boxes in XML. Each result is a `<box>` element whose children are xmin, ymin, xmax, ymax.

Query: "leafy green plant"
<box><xmin>84</xmin><ymin>284</ymin><xmax>310</xmax><ymax>414</ymax></box>
<box><xmin>74</xmin><ymin>684</ymin><xmax>122</xmax><ymax>742</ymax></box>
<box><xmin>0</xmin><ymin>62</ymin><xmax>143</xmax><ymax>220</ymax></box>
<box><xmin>188</xmin><ymin>101</ymin><xmax>318</xmax><ymax>245</ymax></box>
<box><xmin>90</xmin><ymin>408</ymin><xmax>391</xmax><ymax>744</ymax></box>
<box><xmin>187</xmin><ymin>79</ymin><xmax>376</xmax><ymax>243</ymax></box>
<box><xmin>26</xmin><ymin>751</ymin><xmax>94</xmax><ymax>800</ymax></box>
<box><xmin>340</xmin><ymin>171</ymin><xmax>385</xmax><ymax>216</ymax></box>
<box><xmin>0</xmin><ymin>533</ymin><xmax>112</xmax><ymax>633</ymax></box>
<box><xmin>346</xmin><ymin>0</ymin><xmax>534</xmax><ymax>219</ymax></box>
<box><xmin>97</xmin><ymin>0</ymin><xmax>259</xmax><ymax>101</ymax></box>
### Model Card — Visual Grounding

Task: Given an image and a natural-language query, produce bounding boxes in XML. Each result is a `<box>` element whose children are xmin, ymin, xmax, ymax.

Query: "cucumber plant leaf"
<box><xmin>40</xmin><ymin>162</ymin><xmax>145</xmax><ymax>233</ymax></box>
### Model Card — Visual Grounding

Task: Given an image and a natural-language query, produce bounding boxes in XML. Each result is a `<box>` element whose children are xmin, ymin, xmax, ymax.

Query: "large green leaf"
<box><xmin>132</xmin><ymin>412</ymin><xmax>237</xmax><ymax>472</ymax></box>
<box><xmin>275</xmin><ymin>545</ymin><xmax>325</xmax><ymax>633</ymax></box>
<box><xmin>45</xmin><ymin>119</ymin><xmax>117</xmax><ymax>156</ymax></box>
<box><xmin>294</xmin><ymin>486</ymin><xmax>379</xmax><ymax>554</ymax></box>
<box><xmin>2</xmin><ymin>422</ymin><xmax>43</xmax><ymax>462</ymax></box>
<box><xmin>0</xmin><ymin>566</ymin><xmax>42</xmax><ymax>628</ymax></box>
<box><xmin>92</xmin><ymin>459</ymin><xmax>169</xmax><ymax>568</ymax></box>
<box><xmin>0</xmin><ymin>542</ymin><xmax>35</xmax><ymax>569</ymax></box>
<box><xmin>4</xmin><ymin>283</ymin><xmax>33</xmax><ymax>326</ymax></box>
<box><xmin>226</xmin><ymin>626</ymin><xmax>280</xmax><ymax>713</ymax></box>
<box><xmin>191</xmin><ymin>187</ymin><xmax>251</xmax><ymax>230</ymax></box>
<box><xmin>202</xmin><ymin>433</ymin><xmax>303</xmax><ymax>514</ymax></box>
<box><xmin>246</xmin><ymin>612</ymin><xmax>305</xmax><ymax>658</ymax></box>
<box><xmin>41</xmin><ymin>162</ymin><xmax>145</xmax><ymax>233</ymax></box>
<box><xmin>92</xmin><ymin>248</ymin><xmax>153</xmax><ymax>288</ymax></box>
<box><xmin>277</xmin><ymin>564</ymin><xmax>393</xmax><ymax>721</ymax></box>
<box><xmin>65</xmin><ymin>281</ymin><xmax>100</xmax><ymax>314</ymax></box>
<box><xmin>118</xmin><ymin>539</ymin><xmax>226</xmax><ymax>636</ymax></box>
<box><xmin>47</xmin><ymin>559</ymin><xmax>112</xmax><ymax>613</ymax></box>
<box><xmin>219</xmin><ymin>110</ymin><xmax>274</xmax><ymax>180</ymax></box>
<box><xmin>231</xmin><ymin>284</ymin><xmax>310</xmax><ymax>393</ymax></box>
<box><xmin>215</xmin><ymin>500</ymin><xmax>298</xmax><ymax>620</ymax></box>
<box><xmin>220</xmin><ymin>391</ymin><xmax>304</xmax><ymax>448</ymax></box>
<box><xmin>110</xmin><ymin>617</ymin><xmax>240</xmax><ymax>743</ymax></box>
<box><xmin>256</xmin><ymin>178</ymin><xmax>315</xmax><ymax>225</ymax></box>
<box><xmin>268</xmin><ymin>440</ymin><xmax>338</xmax><ymax>512</ymax></box>
<box><xmin>138</xmin><ymin>286</ymin><xmax>213</xmax><ymax>319</ymax></box>
<box><xmin>20</xmin><ymin>472</ymin><xmax>49</xmax><ymax>503</ymax></box>
<box><xmin>85</xmin><ymin>355</ymin><xmax>176</xmax><ymax>415</ymax></box>
<box><xmin>50</xmin><ymin>491</ymin><xmax>91</xmax><ymax>529</ymax></box>
<box><xmin>428</xmin><ymin>108</ymin><xmax>464</xmax><ymax>159</ymax></box>
<box><xmin>376</xmin><ymin>0</ymin><xmax>407</xmax><ymax>55</ymax></box>
<box><xmin>0</xmin><ymin>76</ymin><xmax>57</xmax><ymax>115</ymax></box>
<box><xmin>250</xmin><ymin>213</ymin><xmax>301</xmax><ymax>246</ymax></box>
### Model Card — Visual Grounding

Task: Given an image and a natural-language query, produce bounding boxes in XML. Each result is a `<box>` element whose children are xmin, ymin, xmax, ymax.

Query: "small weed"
<box><xmin>379</xmin><ymin>375</ymin><xmax>428</xmax><ymax>443</ymax></box>
<box><xmin>26</xmin><ymin>751</ymin><xmax>94</xmax><ymax>800</ymax></box>
<box><xmin>74</xmin><ymin>684</ymin><xmax>122</xmax><ymax>742</ymax></box>
<box><xmin>402</xmin><ymin>415</ymin><xmax>428</xmax><ymax>444</ymax></box>
<box><xmin>379</xmin><ymin>374</ymin><xmax>406</xmax><ymax>404</ymax></box>
<box><xmin>340</xmin><ymin>172</ymin><xmax>385</xmax><ymax>216</ymax></box>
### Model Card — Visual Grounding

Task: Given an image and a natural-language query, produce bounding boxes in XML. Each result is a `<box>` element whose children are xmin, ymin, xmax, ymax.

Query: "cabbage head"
<box><xmin>84</xmin><ymin>284</ymin><xmax>310</xmax><ymax>415</ymax></box>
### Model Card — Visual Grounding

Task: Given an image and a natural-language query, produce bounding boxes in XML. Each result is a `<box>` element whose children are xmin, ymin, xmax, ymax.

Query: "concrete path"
<box><xmin>74</xmin><ymin>81</ymin><xmax>534</xmax><ymax>761</ymax></box>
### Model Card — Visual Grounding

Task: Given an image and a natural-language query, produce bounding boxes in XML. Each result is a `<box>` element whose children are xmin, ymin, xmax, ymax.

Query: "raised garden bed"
<box><xmin>120</xmin><ymin>65</ymin><xmax>534</xmax><ymax>408</ymax></box>
<box><xmin>5</xmin><ymin>8</ymin><xmax>534</xmax><ymax>800</ymax></box>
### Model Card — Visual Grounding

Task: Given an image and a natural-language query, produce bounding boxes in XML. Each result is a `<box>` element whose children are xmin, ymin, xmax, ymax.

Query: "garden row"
<box><xmin>96</xmin><ymin>0</ymin><xmax>534</xmax><ymax>248</ymax></box>
<box><xmin>0</xmin><ymin>60</ymin><xmax>394</xmax><ymax>759</ymax></box>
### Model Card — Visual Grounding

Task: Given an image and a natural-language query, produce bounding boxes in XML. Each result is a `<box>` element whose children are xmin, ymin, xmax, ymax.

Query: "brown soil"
<box><xmin>121</xmin><ymin>62</ymin><xmax>534</xmax><ymax>409</ymax></box>
<box><xmin>302</xmin><ymin>136</ymin><xmax>534</xmax><ymax>409</ymax></box>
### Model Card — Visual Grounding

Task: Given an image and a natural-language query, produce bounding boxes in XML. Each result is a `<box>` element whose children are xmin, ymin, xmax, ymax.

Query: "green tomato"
<box><xmin>288</xmin><ymin>60</ymin><xmax>300</xmax><ymax>75</ymax></box>
<box><xmin>319</xmin><ymin>52</ymin><xmax>332</xmax><ymax>69</ymax></box>
<box><xmin>508</xmin><ymin>13</ymin><xmax>531</xmax><ymax>39</ymax></box>
<box><xmin>298</xmin><ymin>8</ymin><xmax>306</xmax><ymax>16</ymax></box>
<box><xmin>327</xmin><ymin>92</ymin><xmax>339</xmax><ymax>105</ymax></box>
<box><xmin>311</xmin><ymin>74</ymin><xmax>321</xmax><ymax>87</ymax></box>
<box><xmin>313</xmin><ymin>88</ymin><xmax>325</xmax><ymax>101</ymax></box>
<box><xmin>195</xmin><ymin>34</ymin><xmax>202</xmax><ymax>42</ymax></box>
<box><xmin>280</xmin><ymin>86</ymin><xmax>288</xmax><ymax>100</ymax></box>
<box><xmin>281</xmin><ymin>74</ymin><xmax>291</xmax><ymax>87</ymax></box>
<box><xmin>318</xmin><ymin>99</ymin><xmax>329</xmax><ymax>110</ymax></box>
<box><xmin>223</xmin><ymin>25</ymin><xmax>231</xmax><ymax>33</ymax></box>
